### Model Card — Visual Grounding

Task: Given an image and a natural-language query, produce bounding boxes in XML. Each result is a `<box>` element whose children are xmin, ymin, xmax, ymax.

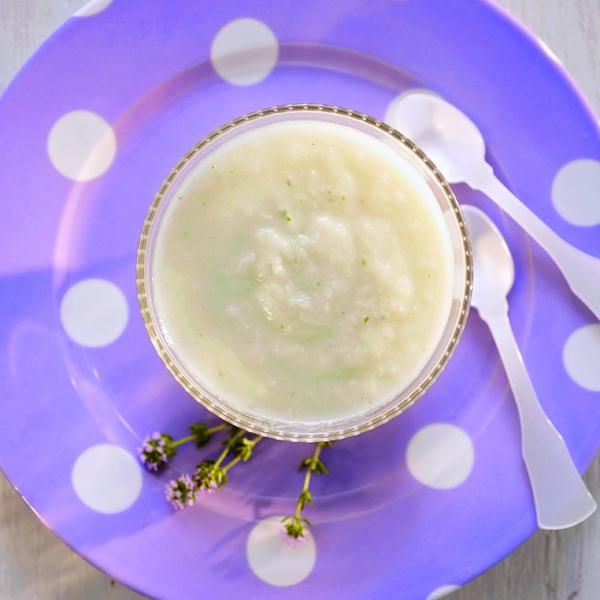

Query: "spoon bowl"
<box><xmin>390</xmin><ymin>91</ymin><xmax>600</xmax><ymax>322</ymax></box>
<box><xmin>463</xmin><ymin>205</ymin><xmax>514</xmax><ymax>310</ymax></box>
<box><xmin>389</xmin><ymin>92</ymin><xmax>489</xmax><ymax>184</ymax></box>
<box><xmin>461</xmin><ymin>204</ymin><xmax>596</xmax><ymax>530</ymax></box>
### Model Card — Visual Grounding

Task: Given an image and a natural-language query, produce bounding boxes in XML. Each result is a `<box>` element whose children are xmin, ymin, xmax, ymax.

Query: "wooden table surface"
<box><xmin>0</xmin><ymin>1</ymin><xmax>599</xmax><ymax>598</ymax></box>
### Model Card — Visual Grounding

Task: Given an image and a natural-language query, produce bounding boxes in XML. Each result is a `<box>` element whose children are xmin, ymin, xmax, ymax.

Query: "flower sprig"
<box><xmin>162</xmin><ymin>425</ymin><xmax>263</xmax><ymax>509</ymax></box>
<box><xmin>140</xmin><ymin>419</ymin><xmax>336</xmax><ymax>544</ymax></box>
<box><xmin>138</xmin><ymin>422</ymin><xmax>228</xmax><ymax>471</ymax></box>
<box><xmin>281</xmin><ymin>441</ymin><xmax>332</xmax><ymax>546</ymax></box>
<box><xmin>194</xmin><ymin>427</ymin><xmax>262</xmax><ymax>492</ymax></box>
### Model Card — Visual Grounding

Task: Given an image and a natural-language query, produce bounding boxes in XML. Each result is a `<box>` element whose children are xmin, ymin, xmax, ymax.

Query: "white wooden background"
<box><xmin>0</xmin><ymin>1</ymin><xmax>599</xmax><ymax>598</ymax></box>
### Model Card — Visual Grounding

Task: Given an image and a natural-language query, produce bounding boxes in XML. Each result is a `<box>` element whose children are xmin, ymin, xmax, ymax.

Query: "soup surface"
<box><xmin>152</xmin><ymin>120</ymin><xmax>454</xmax><ymax>424</ymax></box>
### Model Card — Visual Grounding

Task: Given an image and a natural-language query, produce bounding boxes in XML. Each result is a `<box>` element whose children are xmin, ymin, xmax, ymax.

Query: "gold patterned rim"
<box><xmin>136</xmin><ymin>103</ymin><xmax>473</xmax><ymax>442</ymax></box>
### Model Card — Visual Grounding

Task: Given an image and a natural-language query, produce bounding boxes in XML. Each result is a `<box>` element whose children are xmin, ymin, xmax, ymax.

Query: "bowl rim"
<box><xmin>136</xmin><ymin>103</ymin><xmax>473</xmax><ymax>442</ymax></box>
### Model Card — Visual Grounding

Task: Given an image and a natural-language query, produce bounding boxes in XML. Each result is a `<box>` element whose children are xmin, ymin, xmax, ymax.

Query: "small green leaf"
<box><xmin>299</xmin><ymin>490</ymin><xmax>313</xmax><ymax>509</ymax></box>
<box><xmin>190</xmin><ymin>423</ymin><xmax>211</xmax><ymax>447</ymax></box>
<box><xmin>315</xmin><ymin>460</ymin><xmax>329</xmax><ymax>475</ymax></box>
<box><xmin>299</xmin><ymin>457</ymin><xmax>312</xmax><ymax>472</ymax></box>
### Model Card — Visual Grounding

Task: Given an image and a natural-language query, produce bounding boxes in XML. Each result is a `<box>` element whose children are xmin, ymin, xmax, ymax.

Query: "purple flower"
<box><xmin>203</xmin><ymin>480</ymin><xmax>219</xmax><ymax>495</ymax></box>
<box><xmin>165</xmin><ymin>474</ymin><xmax>196</xmax><ymax>510</ymax></box>
<box><xmin>193</xmin><ymin>461</ymin><xmax>227</xmax><ymax>493</ymax></box>
<box><xmin>139</xmin><ymin>432</ymin><xmax>176</xmax><ymax>471</ymax></box>
<box><xmin>280</xmin><ymin>521</ymin><xmax>309</xmax><ymax>547</ymax></box>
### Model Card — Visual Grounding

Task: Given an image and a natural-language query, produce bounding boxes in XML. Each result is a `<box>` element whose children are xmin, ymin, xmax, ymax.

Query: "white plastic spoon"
<box><xmin>391</xmin><ymin>92</ymin><xmax>600</xmax><ymax>322</ymax></box>
<box><xmin>462</xmin><ymin>204</ymin><xmax>596</xmax><ymax>529</ymax></box>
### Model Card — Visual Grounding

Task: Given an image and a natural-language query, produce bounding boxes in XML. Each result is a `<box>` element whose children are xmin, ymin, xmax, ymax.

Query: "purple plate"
<box><xmin>1</xmin><ymin>1</ymin><xmax>600</xmax><ymax>599</ymax></box>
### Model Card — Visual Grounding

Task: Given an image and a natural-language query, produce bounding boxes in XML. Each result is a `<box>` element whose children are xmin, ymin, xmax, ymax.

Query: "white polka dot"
<box><xmin>426</xmin><ymin>584</ymin><xmax>461</xmax><ymax>600</ymax></box>
<box><xmin>407</xmin><ymin>423</ymin><xmax>474</xmax><ymax>489</ymax></box>
<box><xmin>563</xmin><ymin>324</ymin><xmax>600</xmax><ymax>391</ymax></box>
<box><xmin>247</xmin><ymin>516</ymin><xmax>316</xmax><ymax>586</ymax></box>
<box><xmin>48</xmin><ymin>110</ymin><xmax>116</xmax><ymax>181</ymax></box>
<box><xmin>210</xmin><ymin>18</ymin><xmax>278</xmax><ymax>86</ymax></box>
<box><xmin>74</xmin><ymin>0</ymin><xmax>114</xmax><ymax>16</ymax></box>
<box><xmin>72</xmin><ymin>444</ymin><xmax>142</xmax><ymax>513</ymax></box>
<box><xmin>551</xmin><ymin>159</ymin><xmax>600</xmax><ymax>226</ymax></box>
<box><xmin>60</xmin><ymin>278</ymin><xmax>128</xmax><ymax>347</ymax></box>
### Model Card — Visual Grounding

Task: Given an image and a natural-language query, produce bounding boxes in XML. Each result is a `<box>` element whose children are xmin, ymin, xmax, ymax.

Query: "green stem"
<box><xmin>208</xmin><ymin>423</ymin><xmax>229</xmax><ymax>434</ymax></box>
<box><xmin>172</xmin><ymin>435</ymin><xmax>195</xmax><ymax>448</ymax></box>
<box><xmin>214</xmin><ymin>429</ymin><xmax>245</xmax><ymax>468</ymax></box>
<box><xmin>223</xmin><ymin>435</ymin><xmax>263</xmax><ymax>472</ymax></box>
<box><xmin>172</xmin><ymin>423</ymin><xmax>228</xmax><ymax>448</ymax></box>
<box><xmin>295</xmin><ymin>442</ymin><xmax>323</xmax><ymax>519</ymax></box>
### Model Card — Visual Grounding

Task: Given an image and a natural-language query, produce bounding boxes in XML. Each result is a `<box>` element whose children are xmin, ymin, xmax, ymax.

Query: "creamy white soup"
<box><xmin>152</xmin><ymin>120</ymin><xmax>454</xmax><ymax>425</ymax></box>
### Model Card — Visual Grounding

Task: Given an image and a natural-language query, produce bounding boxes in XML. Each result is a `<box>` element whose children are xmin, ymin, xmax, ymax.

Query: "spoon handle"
<box><xmin>481</xmin><ymin>306</ymin><xmax>597</xmax><ymax>529</ymax></box>
<box><xmin>473</xmin><ymin>172</ymin><xmax>600</xmax><ymax>322</ymax></box>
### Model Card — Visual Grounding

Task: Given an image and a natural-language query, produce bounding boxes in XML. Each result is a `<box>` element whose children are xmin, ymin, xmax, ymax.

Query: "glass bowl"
<box><xmin>136</xmin><ymin>104</ymin><xmax>472</xmax><ymax>442</ymax></box>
